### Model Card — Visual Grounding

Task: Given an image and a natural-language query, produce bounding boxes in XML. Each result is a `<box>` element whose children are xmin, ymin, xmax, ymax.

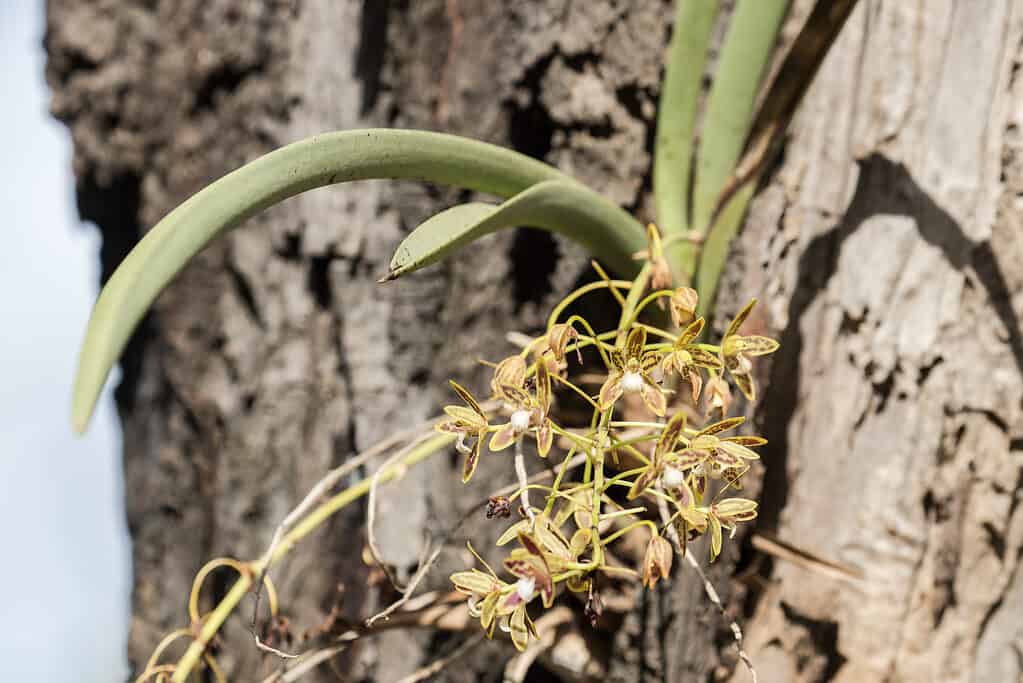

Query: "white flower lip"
<box><xmin>515</xmin><ymin>576</ymin><xmax>536</xmax><ymax>602</ymax></box>
<box><xmin>622</xmin><ymin>371</ymin><xmax>644</xmax><ymax>393</ymax></box>
<box><xmin>510</xmin><ymin>409</ymin><xmax>531</xmax><ymax>433</ymax></box>
<box><xmin>662</xmin><ymin>466</ymin><xmax>685</xmax><ymax>488</ymax></box>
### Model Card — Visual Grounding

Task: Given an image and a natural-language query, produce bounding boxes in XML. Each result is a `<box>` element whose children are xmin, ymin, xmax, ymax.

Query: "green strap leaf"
<box><xmin>695</xmin><ymin>0</ymin><xmax>858</xmax><ymax>318</ymax></box>
<box><xmin>655</xmin><ymin>0</ymin><xmax>721</xmax><ymax>279</ymax></box>
<box><xmin>72</xmin><ymin>129</ymin><xmax>645</xmax><ymax>433</ymax></box>
<box><xmin>690</xmin><ymin>0</ymin><xmax>788</xmax><ymax>237</ymax></box>
<box><xmin>387</xmin><ymin>180</ymin><xmax>645</xmax><ymax>280</ymax></box>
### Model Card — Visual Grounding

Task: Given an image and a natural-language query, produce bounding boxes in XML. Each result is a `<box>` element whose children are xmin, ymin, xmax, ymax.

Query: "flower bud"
<box><xmin>642</xmin><ymin>535</ymin><xmax>674</xmax><ymax>589</ymax></box>
<box><xmin>705</xmin><ymin>375</ymin><xmax>732</xmax><ymax>416</ymax></box>
<box><xmin>670</xmin><ymin>287</ymin><xmax>699</xmax><ymax>328</ymax></box>
<box><xmin>486</xmin><ymin>496</ymin><xmax>512</xmax><ymax>519</ymax></box>
<box><xmin>547</xmin><ymin>323</ymin><xmax>581</xmax><ymax>363</ymax></box>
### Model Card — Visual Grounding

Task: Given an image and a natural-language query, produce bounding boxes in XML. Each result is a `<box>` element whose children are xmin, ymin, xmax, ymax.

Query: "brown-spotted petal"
<box><xmin>640</xmin><ymin>374</ymin><xmax>667</xmax><ymax>416</ymax></box>
<box><xmin>462</xmin><ymin>437</ymin><xmax>482</xmax><ymax>483</ymax></box>
<box><xmin>710</xmin><ymin>448</ymin><xmax>743</xmax><ymax>468</ymax></box>
<box><xmin>598</xmin><ymin>372</ymin><xmax>624</xmax><ymax>411</ymax></box>
<box><xmin>625</xmin><ymin>326</ymin><xmax>647</xmax><ymax>361</ymax></box>
<box><xmin>692</xmin><ymin>472</ymin><xmax>707</xmax><ymax>500</ymax></box>
<box><xmin>449</xmin><ymin>380</ymin><xmax>485</xmax><ymax>416</ymax></box>
<box><xmin>689</xmin><ymin>347</ymin><xmax>723</xmax><ymax>369</ymax></box>
<box><xmin>656</xmin><ymin>411</ymin><xmax>688</xmax><ymax>460</ymax></box>
<box><xmin>489</xmin><ymin>423</ymin><xmax>517</xmax><ymax>452</ymax></box>
<box><xmin>627</xmin><ymin>466</ymin><xmax>660</xmax><ymax>500</ymax></box>
<box><xmin>492</xmin><ymin>355</ymin><xmax>527</xmax><ymax>394</ymax></box>
<box><xmin>723</xmin><ymin>435</ymin><xmax>767</xmax><ymax>447</ymax></box>
<box><xmin>735</xmin><ymin>335</ymin><xmax>779</xmax><ymax>357</ymax></box>
<box><xmin>518</xmin><ymin>533</ymin><xmax>547</xmax><ymax>562</ymax></box>
<box><xmin>716</xmin><ymin>440</ymin><xmax>760</xmax><ymax>461</ymax></box>
<box><xmin>673</xmin><ymin>448</ymin><xmax>710</xmax><ymax>470</ymax></box>
<box><xmin>678</xmin><ymin>316</ymin><xmax>705</xmax><ymax>344</ymax></box>
<box><xmin>535</xmin><ymin>420</ymin><xmax>553</xmax><ymax>458</ymax></box>
<box><xmin>535</xmin><ymin>357</ymin><xmax>552</xmax><ymax>414</ymax></box>
<box><xmin>451</xmin><ymin>570</ymin><xmax>499</xmax><ymax>596</ymax></box>
<box><xmin>500</xmin><ymin>384</ymin><xmax>532</xmax><ymax>407</ymax></box>
<box><xmin>435</xmin><ymin>418</ymin><xmax>463</xmax><ymax>435</ymax></box>
<box><xmin>481</xmin><ymin>590</ymin><xmax>500</xmax><ymax>631</ymax></box>
<box><xmin>714</xmin><ymin>498</ymin><xmax>758</xmax><ymax>522</ymax></box>
<box><xmin>708</xmin><ymin>513</ymin><xmax>723</xmax><ymax>561</ymax></box>
<box><xmin>724</xmin><ymin>299</ymin><xmax>757</xmax><ymax>340</ymax></box>
<box><xmin>503</xmin><ymin>556</ymin><xmax>537</xmax><ymax>581</ymax></box>
<box><xmin>509</xmin><ymin>605</ymin><xmax>529</xmax><ymax>652</ymax></box>
<box><xmin>697</xmin><ymin>416</ymin><xmax>745</xmax><ymax>437</ymax></box>
<box><xmin>641</xmin><ymin>352</ymin><xmax>661</xmax><ymax>373</ymax></box>
<box><xmin>732</xmin><ymin>370</ymin><xmax>757</xmax><ymax>401</ymax></box>
<box><xmin>680</xmin><ymin>365</ymin><xmax>703</xmax><ymax>403</ymax></box>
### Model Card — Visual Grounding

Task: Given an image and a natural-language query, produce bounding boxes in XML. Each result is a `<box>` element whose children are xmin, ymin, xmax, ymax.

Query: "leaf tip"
<box><xmin>71</xmin><ymin>402</ymin><xmax>92</xmax><ymax>436</ymax></box>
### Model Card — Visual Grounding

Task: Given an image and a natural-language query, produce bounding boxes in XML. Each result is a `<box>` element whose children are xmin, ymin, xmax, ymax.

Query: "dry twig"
<box><xmin>655</xmin><ymin>486</ymin><xmax>757</xmax><ymax>683</ymax></box>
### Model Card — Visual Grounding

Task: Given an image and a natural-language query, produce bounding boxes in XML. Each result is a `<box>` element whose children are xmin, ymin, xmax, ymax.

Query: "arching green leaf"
<box><xmin>72</xmin><ymin>129</ymin><xmax>645</xmax><ymax>433</ymax></box>
<box><xmin>387</xmin><ymin>180</ymin><xmax>644</xmax><ymax>280</ymax></box>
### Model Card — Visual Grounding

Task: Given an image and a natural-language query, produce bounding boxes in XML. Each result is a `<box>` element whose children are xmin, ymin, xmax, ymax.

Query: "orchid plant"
<box><xmin>65</xmin><ymin>1</ymin><xmax>856</xmax><ymax>680</ymax></box>
<box><xmin>440</xmin><ymin>254</ymin><xmax>777</xmax><ymax>652</ymax></box>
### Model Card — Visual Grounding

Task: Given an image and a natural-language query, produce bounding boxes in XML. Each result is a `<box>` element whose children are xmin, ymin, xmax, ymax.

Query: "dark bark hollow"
<box><xmin>45</xmin><ymin>1</ymin><xmax>1023</xmax><ymax>681</ymax></box>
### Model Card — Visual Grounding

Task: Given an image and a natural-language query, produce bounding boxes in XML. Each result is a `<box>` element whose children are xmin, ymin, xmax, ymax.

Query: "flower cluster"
<box><xmin>440</xmin><ymin>250</ymin><xmax>779</xmax><ymax>651</ymax></box>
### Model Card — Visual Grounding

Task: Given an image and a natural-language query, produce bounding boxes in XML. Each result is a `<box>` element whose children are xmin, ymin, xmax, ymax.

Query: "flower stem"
<box><xmin>170</xmin><ymin>434</ymin><xmax>454</xmax><ymax>682</ymax></box>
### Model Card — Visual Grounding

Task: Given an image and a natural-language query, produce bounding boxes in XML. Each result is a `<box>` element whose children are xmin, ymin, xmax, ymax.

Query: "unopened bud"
<box><xmin>486</xmin><ymin>496</ymin><xmax>512</xmax><ymax>519</ymax></box>
<box><xmin>642</xmin><ymin>535</ymin><xmax>674</xmax><ymax>589</ymax></box>
<box><xmin>705</xmin><ymin>375</ymin><xmax>732</xmax><ymax>416</ymax></box>
<box><xmin>670</xmin><ymin>287</ymin><xmax>699</xmax><ymax>328</ymax></box>
<box><xmin>547</xmin><ymin>323</ymin><xmax>581</xmax><ymax>363</ymax></box>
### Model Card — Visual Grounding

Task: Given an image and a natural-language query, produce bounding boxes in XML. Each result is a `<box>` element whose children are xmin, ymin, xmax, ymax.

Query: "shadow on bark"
<box><xmin>756</xmin><ymin>149</ymin><xmax>1023</xmax><ymax>563</ymax></box>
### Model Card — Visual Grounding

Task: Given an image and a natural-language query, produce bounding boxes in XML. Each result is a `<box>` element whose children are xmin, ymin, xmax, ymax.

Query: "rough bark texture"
<box><xmin>721</xmin><ymin>3</ymin><xmax>1023</xmax><ymax>681</ymax></box>
<box><xmin>44</xmin><ymin>1</ymin><xmax>1023</xmax><ymax>682</ymax></box>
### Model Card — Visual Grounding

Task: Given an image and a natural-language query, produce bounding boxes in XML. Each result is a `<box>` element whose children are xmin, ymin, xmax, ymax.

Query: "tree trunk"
<box><xmin>722</xmin><ymin>3</ymin><xmax>1023</xmax><ymax>681</ymax></box>
<box><xmin>44</xmin><ymin>1</ymin><xmax>1023</xmax><ymax>682</ymax></box>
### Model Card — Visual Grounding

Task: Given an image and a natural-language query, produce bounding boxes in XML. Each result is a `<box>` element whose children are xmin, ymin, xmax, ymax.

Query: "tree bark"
<box><xmin>722</xmin><ymin>3</ymin><xmax>1023</xmax><ymax>681</ymax></box>
<box><xmin>44</xmin><ymin>1</ymin><xmax>1023</xmax><ymax>682</ymax></box>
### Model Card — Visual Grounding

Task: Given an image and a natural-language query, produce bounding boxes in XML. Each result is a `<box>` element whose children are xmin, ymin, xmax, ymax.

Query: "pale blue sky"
<box><xmin>0</xmin><ymin>3</ymin><xmax>129</xmax><ymax>681</ymax></box>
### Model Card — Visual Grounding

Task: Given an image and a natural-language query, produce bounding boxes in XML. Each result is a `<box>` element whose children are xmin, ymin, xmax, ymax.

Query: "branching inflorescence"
<box><xmin>443</xmin><ymin>231</ymin><xmax>779</xmax><ymax>652</ymax></box>
<box><xmin>131</xmin><ymin>228</ymin><xmax>777</xmax><ymax>682</ymax></box>
<box><xmin>64</xmin><ymin>2</ymin><xmax>866</xmax><ymax>677</ymax></box>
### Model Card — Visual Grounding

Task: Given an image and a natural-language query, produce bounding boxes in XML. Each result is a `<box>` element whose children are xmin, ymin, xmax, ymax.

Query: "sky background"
<box><xmin>0</xmin><ymin>3</ymin><xmax>129</xmax><ymax>681</ymax></box>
